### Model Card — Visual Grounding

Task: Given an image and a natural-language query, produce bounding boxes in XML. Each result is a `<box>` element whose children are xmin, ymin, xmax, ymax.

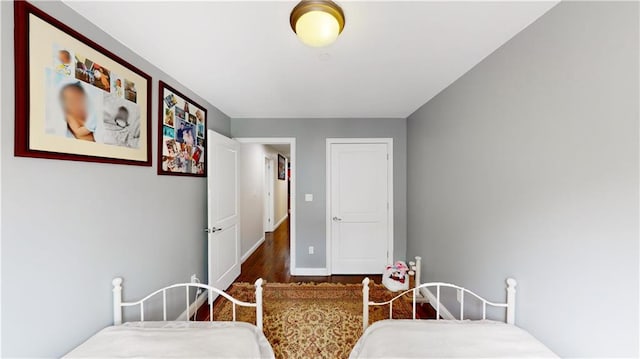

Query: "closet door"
<box><xmin>328</xmin><ymin>140</ymin><xmax>393</xmax><ymax>274</ymax></box>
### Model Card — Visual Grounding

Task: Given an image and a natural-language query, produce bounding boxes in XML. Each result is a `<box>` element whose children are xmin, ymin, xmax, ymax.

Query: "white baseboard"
<box><xmin>175</xmin><ymin>291</ymin><xmax>208</xmax><ymax>321</ymax></box>
<box><xmin>291</xmin><ymin>267</ymin><xmax>330</xmax><ymax>276</ymax></box>
<box><xmin>274</xmin><ymin>214</ymin><xmax>288</xmax><ymax>230</ymax></box>
<box><xmin>241</xmin><ymin>235</ymin><xmax>265</xmax><ymax>263</ymax></box>
<box><xmin>419</xmin><ymin>287</ymin><xmax>455</xmax><ymax>320</ymax></box>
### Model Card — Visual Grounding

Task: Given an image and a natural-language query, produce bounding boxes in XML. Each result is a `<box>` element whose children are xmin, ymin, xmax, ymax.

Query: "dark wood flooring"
<box><xmin>195</xmin><ymin>217</ymin><xmax>438</xmax><ymax>320</ymax></box>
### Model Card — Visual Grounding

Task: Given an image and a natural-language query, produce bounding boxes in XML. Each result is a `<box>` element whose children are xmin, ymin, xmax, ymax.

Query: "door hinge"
<box><xmin>387</xmin><ymin>153</ymin><xmax>389</xmax><ymax>160</ymax></box>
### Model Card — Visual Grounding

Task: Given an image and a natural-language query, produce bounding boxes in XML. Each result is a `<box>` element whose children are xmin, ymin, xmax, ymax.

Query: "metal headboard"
<box><xmin>112</xmin><ymin>278</ymin><xmax>264</xmax><ymax>330</ymax></box>
<box><xmin>362</xmin><ymin>260</ymin><xmax>516</xmax><ymax>330</ymax></box>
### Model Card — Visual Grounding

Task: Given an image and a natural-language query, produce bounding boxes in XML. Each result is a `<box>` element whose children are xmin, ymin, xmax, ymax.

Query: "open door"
<box><xmin>207</xmin><ymin>130</ymin><xmax>240</xmax><ymax>294</ymax></box>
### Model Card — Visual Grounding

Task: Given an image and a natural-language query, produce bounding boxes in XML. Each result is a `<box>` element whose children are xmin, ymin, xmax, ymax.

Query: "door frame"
<box><xmin>234</xmin><ymin>138</ymin><xmax>298</xmax><ymax>274</ymax></box>
<box><xmin>263</xmin><ymin>156</ymin><xmax>275</xmax><ymax>232</ymax></box>
<box><xmin>326</xmin><ymin>138</ymin><xmax>394</xmax><ymax>274</ymax></box>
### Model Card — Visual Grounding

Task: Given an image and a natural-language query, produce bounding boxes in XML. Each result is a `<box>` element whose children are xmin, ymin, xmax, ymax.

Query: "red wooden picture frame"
<box><xmin>14</xmin><ymin>1</ymin><xmax>152</xmax><ymax>166</ymax></box>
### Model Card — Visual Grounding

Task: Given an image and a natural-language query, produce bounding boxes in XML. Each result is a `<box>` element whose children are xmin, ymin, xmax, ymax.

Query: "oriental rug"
<box><xmin>211</xmin><ymin>282</ymin><xmax>414</xmax><ymax>359</ymax></box>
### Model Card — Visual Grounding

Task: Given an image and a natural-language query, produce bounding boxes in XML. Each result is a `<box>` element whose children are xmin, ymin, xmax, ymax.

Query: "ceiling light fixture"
<box><xmin>290</xmin><ymin>0</ymin><xmax>345</xmax><ymax>48</ymax></box>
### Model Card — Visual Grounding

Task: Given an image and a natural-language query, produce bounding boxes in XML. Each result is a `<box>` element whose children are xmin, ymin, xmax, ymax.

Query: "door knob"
<box><xmin>204</xmin><ymin>227</ymin><xmax>223</xmax><ymax>233</ymax></box>
<box><xmin>332</xmin><ymin>216</ymin><xmax>342</xmax><ymax>222</ymax></box>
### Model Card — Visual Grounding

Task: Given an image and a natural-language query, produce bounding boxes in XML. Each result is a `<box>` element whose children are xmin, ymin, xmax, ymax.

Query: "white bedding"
<box><xmin>64</xmin><ymin>321</ymin><xmax>274</xmax><ymax>358</ymax></box>
<box><xmin>350</xmin><ymin>320</ymin><xmax>557</xmax><ymax>358</ymax></box>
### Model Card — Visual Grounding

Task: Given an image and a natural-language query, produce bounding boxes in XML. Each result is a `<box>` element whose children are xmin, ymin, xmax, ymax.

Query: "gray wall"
<box><xmin>0</xmin><ymin>1</ymin><xmax>230</xmax><ymax>357</ymax></box>
<box><xmin>231</xmin><ymin>118</ymin><xmax>407</xmax><ymax>269</ymax></box>
<box><xmin>406</xmin><ymin>1</ymin><xmax>638</xmax><ymax>357</ymax></box>
<box><xmin>238</xmin><ymin>143</ymin><xmax>269</xmax><ymax>256</ymax></box>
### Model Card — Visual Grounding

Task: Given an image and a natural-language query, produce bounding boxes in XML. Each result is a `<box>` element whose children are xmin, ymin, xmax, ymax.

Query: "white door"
<box><xmin>263</xmin><ymin>157</ymin><xmax>274</xmax><ymax>232</ymax></box>
<box><xmin>207</xmin><ymin>130</ymin><xmax>240</xmax><ymax>293</ymax></box>
<box><xmin>329</xmin><ymin>141</ymin><xmax>392</xmax><ymax>274</ymax></box>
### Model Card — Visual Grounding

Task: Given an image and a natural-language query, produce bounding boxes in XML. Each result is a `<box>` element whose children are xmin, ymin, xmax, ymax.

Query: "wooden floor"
<box><xmin>195</xmin><ymin>217</ymin><xmax>439</xmax><ymax>320</ymax></box>
<box><xmin>236</xmin><ymin>217</ymin><xmax>381</xmax><ymax>284</ymax></box>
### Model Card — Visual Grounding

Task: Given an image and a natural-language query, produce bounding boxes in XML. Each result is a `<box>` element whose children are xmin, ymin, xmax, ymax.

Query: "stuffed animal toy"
<box><xmin>387</xmin><ymin>261</ymin><xmax>409</xmax><ymax>283</ymax></box>
<box><xmin>383</xmin><ymin>261</ymin><xmax>410</xmax><ymax>292</ymax></box>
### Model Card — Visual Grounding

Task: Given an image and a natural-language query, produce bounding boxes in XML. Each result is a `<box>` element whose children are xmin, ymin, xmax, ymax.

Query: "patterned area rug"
<box><xmin>211</xmin><ymin>282</ymin><xmax>414</xmax><ymax>359</ymax></box>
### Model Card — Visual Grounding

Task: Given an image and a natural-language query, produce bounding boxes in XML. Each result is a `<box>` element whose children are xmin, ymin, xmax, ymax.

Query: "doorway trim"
<box><xmin>234</xmin><ymin>138</ymin><xmax>298</xmax><ymax>274</ymax></box>
<box><xmin>326</xmin><ymin>138</ymin><xmax>394</xmax><ymax>274</ymax></box>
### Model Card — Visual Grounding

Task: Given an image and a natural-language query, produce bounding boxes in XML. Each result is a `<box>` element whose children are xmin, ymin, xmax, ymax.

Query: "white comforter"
<box><xmin>64</xmin><ymin>321</ymin><xmax>274</xmax><ymax>358</ymax></box>
<box><xmin>350</xmin><ymin>320</ymin><xmax>557</xmax><ymax>358</ymax></box>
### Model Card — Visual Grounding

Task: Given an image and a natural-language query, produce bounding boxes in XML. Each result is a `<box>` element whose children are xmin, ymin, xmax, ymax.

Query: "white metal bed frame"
<box><xmin>362</xmin><ymin>257</ymin><xmax>516</xmax><ymax>330</ymax></box>
<box><xmin>112</xmin><ymin>278</ymin><xmax>264</xmax><ymax>330</ymax></box>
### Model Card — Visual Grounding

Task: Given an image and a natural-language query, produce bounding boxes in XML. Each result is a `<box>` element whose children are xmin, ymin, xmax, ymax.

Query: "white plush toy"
<box><xmin>382</xmin><ymin>260</ymin><xmax>410</xmax><ymax>292</ymax></box>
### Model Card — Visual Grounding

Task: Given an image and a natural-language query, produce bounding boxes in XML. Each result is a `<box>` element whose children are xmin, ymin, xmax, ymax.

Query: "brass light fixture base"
<box><xmin>290</xmin><ymin>0</ymin><xmax>345</xmax><ymax>35</ymax></box>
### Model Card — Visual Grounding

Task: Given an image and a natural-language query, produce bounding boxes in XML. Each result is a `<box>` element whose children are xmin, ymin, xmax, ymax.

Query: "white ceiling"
<box><xmin>267</xmin><ymin>144</ymin><xmax>291</xmax><ymax>157</ymax></box>
<box><xmin>64</xmin><ymin>1</ymin><xmax>558</xmax><ymax>119</ymax></box>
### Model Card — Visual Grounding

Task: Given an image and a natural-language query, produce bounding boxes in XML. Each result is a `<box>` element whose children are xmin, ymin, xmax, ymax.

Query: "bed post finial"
<box><xmin>414</xmin><ymin>256</ymin><xmax>422</xmax><ymax>288</ymax></box>
<box><xmin>362</xmin><ymin>277</ymin><xmax>370</xmax><ymax>331</ymax></box>
<box><xmin>112</xmin><ymin>277</ymin><xmax>123</xmax><ymax>325</ymax></box>
<box><xmin>254</xmin><ymin>278</ymin><xmax>264</xmax><ymax>330</ymax></box>
<box><xmin>506</xmin><ymin>278</ymin><xmax>517</xmax><ymax>325</ymax></box>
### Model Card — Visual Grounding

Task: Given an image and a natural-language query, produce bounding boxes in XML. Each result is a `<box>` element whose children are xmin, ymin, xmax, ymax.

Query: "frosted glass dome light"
<box><xmin>290</xmin><ymin>1</ymin><xmax>345</xmax><ymax>48</ymax></box>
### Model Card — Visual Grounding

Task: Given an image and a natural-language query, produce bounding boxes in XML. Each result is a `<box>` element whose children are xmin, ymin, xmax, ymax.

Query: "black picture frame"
<box><xmin>157</xmin><ymin>81</ymin><xmax>207</xmax><ymax>177</ymax></box>
<box><xmin>278</xmin><ymin>154</ymin><xmax>286</xmax><ymax>180</ymax></box>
